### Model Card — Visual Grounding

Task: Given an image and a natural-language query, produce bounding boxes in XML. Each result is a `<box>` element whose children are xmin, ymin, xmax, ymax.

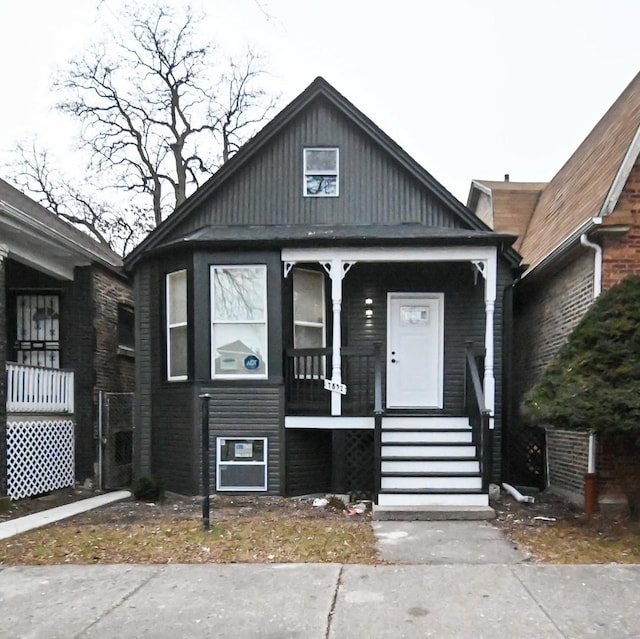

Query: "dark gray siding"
<box><xmin>285</xmin><ymin>429</ymin><xmax>332</xmax><ymax>496</ymax></box>
<box><xmin>341</xmin><ymin>262</ymin><xmax>486</xmax><ymax>414</ymax></box>
<box><xmin>171</xmin><ymin>99</ymin><xmax>463</xmax><ymax>236</ymax></box>
<box><xmin>201</xmin><ymin>385</ymin><xmax>284</xmax><ymax>495</ymax></box>
<box><xmin>133</xmin><ymin>261</ymin><xmax>154</xmax><ymax>475</ymax></box>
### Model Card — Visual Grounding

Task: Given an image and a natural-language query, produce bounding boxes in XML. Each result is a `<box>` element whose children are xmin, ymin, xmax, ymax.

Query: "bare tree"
<box><xmin>12</xmin><ymin>141</ymin><xmax>154</xmax><ymax>255</ymax></box>
<box><xmin>52</xmin><ymin>1</ymin><xmax>277</xmax><ymax>228</ymax></box>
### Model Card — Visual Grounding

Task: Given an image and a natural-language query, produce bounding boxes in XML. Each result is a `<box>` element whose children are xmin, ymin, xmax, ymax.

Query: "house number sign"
<box><xmin>324</xmin><ymin>379</ymin><xmax>347</xmax><ymax>395</ymax></box>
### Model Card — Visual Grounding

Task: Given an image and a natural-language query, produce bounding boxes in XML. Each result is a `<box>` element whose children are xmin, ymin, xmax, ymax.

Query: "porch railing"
<box><xmin>465</xmin><ymin>342</ymin><xmax>491</xmax><ymax>491</ymax></box>
<box><xmin>6</xmin><ymin>363</ymin><xmax>75</xmax><ymax>413</ymax></box>
<box><xmin>284</xmin><ymin>344</ymin><xmax>381</xmax><ymax>416</ymax></box>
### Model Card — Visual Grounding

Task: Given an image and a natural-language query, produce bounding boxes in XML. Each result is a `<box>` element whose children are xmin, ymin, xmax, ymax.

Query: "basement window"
<box><xmin>304</xmin><ymin>147</ymin><xmax>339</xmax><ymax>197</ymax></box>
<box><xmin>216</xmin><ymin>437</ymin><xmax>267</xmax><ymax>491</ymax></box>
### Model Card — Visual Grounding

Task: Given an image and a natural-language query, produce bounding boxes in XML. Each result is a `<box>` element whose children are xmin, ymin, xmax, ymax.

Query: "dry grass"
<box><xmin>493</xmin><ymin>492</ymin><xmax>640</xmax><ymax>564</ymax></box>
<box><xmin>0</xmin><ymin>495</ymin><xmax>379</xmax><ymax>565</ymax></box>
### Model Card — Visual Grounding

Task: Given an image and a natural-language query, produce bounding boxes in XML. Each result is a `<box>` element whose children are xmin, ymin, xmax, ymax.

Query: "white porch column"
<box><xmin>322</xmin><ymin>259</ymin><xmax>354</xmax><ymax>416</ymax></box>
<box><xmin>482</xmin><ymin>250</ymin><xmax>497</xmax><ymax>428</ymax></box>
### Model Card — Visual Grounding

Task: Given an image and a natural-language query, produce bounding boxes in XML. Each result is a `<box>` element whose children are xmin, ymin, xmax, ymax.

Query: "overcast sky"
<box><xmin>1</xmin><ymin>0</ymin><xmax>639</xmax><ymax>202</ymax></box>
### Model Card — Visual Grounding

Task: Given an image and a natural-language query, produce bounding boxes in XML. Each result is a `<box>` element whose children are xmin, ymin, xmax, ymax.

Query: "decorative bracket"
<box><xmin>283</xmin><ymin>261</ymin><xmax>296</xmax><ymax>278</ymax></box>
<box><xmin>322</xmin><ymin>260</ymin><xmax>356</xmax><ymax>281</ymax></box>
<box><xmin>472</xmin><ymin>260</ymin><xmax>487</xmax><ymax>285</ymax></box>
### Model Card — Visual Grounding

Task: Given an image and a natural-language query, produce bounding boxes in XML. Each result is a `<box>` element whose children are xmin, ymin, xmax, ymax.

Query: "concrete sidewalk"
<box><xmin>1</xmin><ymin>563</ymin><xmax>639</xmax><ymax>638</ymax></box>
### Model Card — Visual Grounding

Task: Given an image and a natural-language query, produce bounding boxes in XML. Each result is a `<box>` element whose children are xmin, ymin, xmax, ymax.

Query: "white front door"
<box><xmin>387</xmin><ymin>293</ymin><xmax>444</xmax><ymax>408</ymax></box>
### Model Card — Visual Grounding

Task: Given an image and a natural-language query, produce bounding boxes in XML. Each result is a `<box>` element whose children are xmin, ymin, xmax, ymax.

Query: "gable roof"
<box><xmin>125</xmin><ymin>77</ymin><xmax>506</xmax><ymax>270</ymax></box>
<box><xmin>0</xmin><ymin>178</ymin><xmax>122</xmax><ymax>278</ymax></box>
<box><xmin>517</xmin><ymin>72</ymin><xmax>640</xmax><ymax>273</ymax></box>
<box><xmin>467</xmin><ymin>180</ymin><xmax>546</xmax><ymax>252</ymax></box>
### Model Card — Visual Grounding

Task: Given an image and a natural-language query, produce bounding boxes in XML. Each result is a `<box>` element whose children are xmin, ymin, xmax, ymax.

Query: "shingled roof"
<box><xmin>467</xmin><ymin>180</ymin><xmax>546</xmax><ymax>253</ymax></box>
<box><xmin>521</xmin><ymin>72</ymin><xmax>640</xmax><ymax>272</ymax></box>
<box><xmin>469</xmin><ymin>72</ymin><xmax>640</xmax><ymax>274</ymax></box>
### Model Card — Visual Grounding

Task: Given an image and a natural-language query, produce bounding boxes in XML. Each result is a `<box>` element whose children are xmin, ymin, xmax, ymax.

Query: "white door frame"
<box><xmin>386</xmin><ymin>292</ymin><xmax>444</xmax><ymax>409</ymax></box>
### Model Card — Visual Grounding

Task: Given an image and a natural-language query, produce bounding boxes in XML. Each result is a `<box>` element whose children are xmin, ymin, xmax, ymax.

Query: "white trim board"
<box><xmin>281</xmin><ymin>246</ymin><xmax>496</xmax><ymax>263</ymax></box>
<box><xmin>285</xmin><ymin>416</ymin><xmax>374</xmax><ymax>429</ymax></box>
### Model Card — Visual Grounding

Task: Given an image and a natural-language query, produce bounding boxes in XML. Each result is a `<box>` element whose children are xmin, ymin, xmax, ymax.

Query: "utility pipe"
<box><xmin>580</xmin><ymin>233</ymin><xmax>602</xmax><ymax>512</ymax></box>
<box><xmin>502</xmin><ymin>482</ymin><xmax>535</xmax><ymax>504</ymax></box>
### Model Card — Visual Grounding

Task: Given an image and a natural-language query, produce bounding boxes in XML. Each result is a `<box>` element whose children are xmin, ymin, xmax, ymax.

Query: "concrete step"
<box><xmin>381</xmin><ymin>430</ymin><xmax>473</xmax><ymax>444</ymax></box>
<box><xmin>382</xmin><ymin>416</ymin><xmax>470</xmax><ymax>430</ymax></box>
<box><xmin>371</xmin><ymin>505</ymin><xmax>496</xmax><ymax>521</ymax></box>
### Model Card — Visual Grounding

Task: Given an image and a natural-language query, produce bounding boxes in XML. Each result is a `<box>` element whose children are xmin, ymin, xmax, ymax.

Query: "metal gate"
<box><xmin>98</xmin><ymin>392</ymin><xmax>134</xmax><ymax>490</ymax></box>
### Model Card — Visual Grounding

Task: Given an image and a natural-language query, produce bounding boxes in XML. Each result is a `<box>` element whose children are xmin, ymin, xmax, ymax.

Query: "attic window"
<box><xmin>304</xmin><ymin>148</ymin><xmax>339</xmax><ymax>197</ymax></box>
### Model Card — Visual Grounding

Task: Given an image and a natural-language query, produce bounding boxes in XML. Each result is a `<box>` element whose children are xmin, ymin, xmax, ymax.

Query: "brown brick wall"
<box><xmin>546</xmin><ymin>428</ymin><xmax>589</xmax><ymax>501</ymax></box>
<box><xmin>602</xmin><ymin>159</ymin><xmax>640</xmax><ymax>289</ymax></box>
<box><xmin>513</xmin><ymin>249</ymin><xmax>594</xmax><ymax>405</ymax></box>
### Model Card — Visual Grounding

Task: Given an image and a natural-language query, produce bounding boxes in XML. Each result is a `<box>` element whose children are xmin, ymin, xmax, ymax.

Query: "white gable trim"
<box><xmin>599</xmin><ymin>123</ymin><xmax>640</xmax><ymax>218</ymax></box>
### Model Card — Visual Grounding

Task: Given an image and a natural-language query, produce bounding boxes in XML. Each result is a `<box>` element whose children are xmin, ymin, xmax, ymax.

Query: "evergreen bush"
<box><xmin>522</xmin><ymin>275</ymin><xmax>640</xmax><ymax>445</ymax></box>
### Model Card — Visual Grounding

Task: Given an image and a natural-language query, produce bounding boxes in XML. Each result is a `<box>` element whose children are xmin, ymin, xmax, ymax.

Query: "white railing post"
<box><xmin>6</xmin><ymin>363</ymin><xmax>74</xmax><ymax>413</ymax></box>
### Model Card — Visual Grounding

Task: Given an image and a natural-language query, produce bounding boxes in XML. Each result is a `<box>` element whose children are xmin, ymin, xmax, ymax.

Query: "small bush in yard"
<box><xmin>130</xmin><ymin>474</ymin><xmax>164</xmax><ymax>501</ymax></box>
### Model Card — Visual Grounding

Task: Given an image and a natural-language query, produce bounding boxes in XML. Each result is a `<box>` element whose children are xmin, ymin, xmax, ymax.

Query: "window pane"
<box><xmin>294</xmin><ymin>325</ymin><xmax>324</xmax><ymax>349</ymax></box>
<box><xmin>305</xmin><ymin>175</ymin><xmax>337</xmax><ymax>196</ymax></box>
<box><xmin>168</xmin><ymin>271</ymin><xmax>187</xmax><ymax>325</ymax></box>
<box><xmin>169</xmin><ymin>325</ymin><xmax>187</xmax><ymax>378</ymax></box>
<box><xmin>306</xmin><ymin>149</ymin><xmax>337</xmax><ymax>171</ymax></box>
<box><xmin>213</xmin><ymin>323</ymin><xmax>267</xmax><ymax>375</ymax></box>
<box><xmin>293</xmin><ymin>270</ymin><xmax>324</xmax><ymax>324</ymax></box>
<box><xmin>213</xmin><ymin>266</ymin><xmax>265</xmax><ymax>321</ymax></box>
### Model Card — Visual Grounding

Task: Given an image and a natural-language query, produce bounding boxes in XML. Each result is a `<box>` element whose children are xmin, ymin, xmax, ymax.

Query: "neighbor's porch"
<box><xmin>5</xmin><ymin>362</ymin><xmax>75</xmax><ymax>500</ymax></box>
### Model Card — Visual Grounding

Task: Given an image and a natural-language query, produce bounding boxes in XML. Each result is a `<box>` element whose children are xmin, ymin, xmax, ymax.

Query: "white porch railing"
<box><xmin>6</xmin><ymin>363</ymin><xmax>75</xmax><ymax>413</ymax></box>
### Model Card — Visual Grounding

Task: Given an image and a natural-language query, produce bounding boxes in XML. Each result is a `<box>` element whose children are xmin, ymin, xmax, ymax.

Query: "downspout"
<box><xmin>580</xmin><ymin>232</ymin><xmax>602</xmax><ymax>512</ymax></box>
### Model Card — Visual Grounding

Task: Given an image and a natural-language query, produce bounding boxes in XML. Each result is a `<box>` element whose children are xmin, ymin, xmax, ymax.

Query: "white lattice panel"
<box><xmin>7</xmin><ymin>420</ymin><xmax>75</xmax><ymax>500</ymax></box>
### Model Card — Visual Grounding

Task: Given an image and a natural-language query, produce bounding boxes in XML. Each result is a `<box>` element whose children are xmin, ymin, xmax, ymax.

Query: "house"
<box><xmin>0</xmin><ymin>178</ymin><xmax>135</xmax><ymax>500</ymax></box>
<box><xmin>124</xmin><ymin>77</ymin><xmax>521</xmax><ymax>516</ymax></box>
<box><xmin>467</xmin><ymin>71</ymin><xmax>640</xmax><ymax>507</ymax></box>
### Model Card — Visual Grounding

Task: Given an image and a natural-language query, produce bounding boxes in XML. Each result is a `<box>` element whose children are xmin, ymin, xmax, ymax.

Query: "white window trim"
<box><xmin>293</xmin><ymin>268</ymin><xmax>326</xmax><ymax>379</ymax></box>
<box><xmin>216</xmin><ymin>437</ymin><xmax>268</xmax><ymax>491</ymax></box>
<box><xmin>303</xmin><ymin>147</ymin><xmax>339</xmax><ymax>197</ymax></box>
<box><xmin>210</xmin><ymin>264</ymin><xmax>268</xmax><ymax>380</ymax></box>
<box><xmin>166</xmin><ymin>270</ymin><xmax>188</xmax><ymax>381</ymax></box>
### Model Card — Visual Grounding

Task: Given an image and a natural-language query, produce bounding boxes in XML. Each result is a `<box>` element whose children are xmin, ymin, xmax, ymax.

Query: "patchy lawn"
<box><xmin>3</xmin><ymin>488</ymin><xmax>640</xmax><ymax>565</ymax></box>
<box><xmin>0</xmin><ymin>493</ymin><xmax>379</xmax><ymax>565</ymax></box>
<box><xmin>492</xmin><ymin>490</ymin><xmax>640</xmax><ymax>564</ymax></box>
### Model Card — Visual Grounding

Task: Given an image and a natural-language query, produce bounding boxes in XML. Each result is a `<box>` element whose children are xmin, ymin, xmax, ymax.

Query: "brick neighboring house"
<box><xmin>0</xmin><ymin>178</ymin><xmax>135</xmax><ymax>499</ymax></box>
<box><xmin>467</xmin><ymin>71</ymin><xmax>640</xmax><ymax>508</ymax></box>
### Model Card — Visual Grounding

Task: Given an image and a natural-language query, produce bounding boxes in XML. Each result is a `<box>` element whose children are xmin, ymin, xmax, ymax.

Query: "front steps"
<box><xmin>374</xmin><ymin>416</ymin><xmax>494</xmax><ymax>520</ymax></box>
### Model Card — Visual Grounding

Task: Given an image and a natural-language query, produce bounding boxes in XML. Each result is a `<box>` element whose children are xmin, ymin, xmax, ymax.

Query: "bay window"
<box><xmin>166</xmin><ymin>270</ymin><xmax>188</xmax><ymax>380</ymax></box>
<box><xmin>211</xmin><ymin>265</ymin><xmax>268</xmax><ymax>378</ymax></box>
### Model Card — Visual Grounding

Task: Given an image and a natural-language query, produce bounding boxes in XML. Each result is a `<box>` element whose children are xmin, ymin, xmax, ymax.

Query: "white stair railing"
<box><xmin>6</xmin><ymin>363</ymin><xmax>75</xmax><ymax>413</ymax></box>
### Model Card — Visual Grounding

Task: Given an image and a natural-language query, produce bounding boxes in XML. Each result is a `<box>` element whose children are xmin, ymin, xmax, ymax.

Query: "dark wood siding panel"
<box><xmin>342</xmin><ymin>262</ymin><xmax>485</xmax><ymax>414</ymax></box>
<box><xmin>202</xmin><ymin>385</ymin><xmax>283</xmax><ymax>495</ymax></box>
<box><xmin>285</xmin><ymin>429</ymin><xmax>332</xmax><ymax>496</ymax></box>
<box><xmin>171</xmin><ymin>100</ymin><xmax>462</xmax><ymax>235</ymax></box>
<box><xmin>151</xmin><ymin>383</ymin><xmax>196</xmax><ymax>494</ymax></box>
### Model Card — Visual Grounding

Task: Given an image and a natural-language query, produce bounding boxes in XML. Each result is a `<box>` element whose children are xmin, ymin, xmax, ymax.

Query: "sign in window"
<box><xmin>216</xmin><ymin>437</ymin><xmax>267</xmax><ymax>491</ymax></box>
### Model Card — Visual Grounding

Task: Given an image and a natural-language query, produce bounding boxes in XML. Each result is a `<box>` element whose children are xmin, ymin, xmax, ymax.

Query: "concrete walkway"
<box><xmin>0</xmin><ymin>491</ymin><xmax>131</xmax><ymax>540</ymax></box>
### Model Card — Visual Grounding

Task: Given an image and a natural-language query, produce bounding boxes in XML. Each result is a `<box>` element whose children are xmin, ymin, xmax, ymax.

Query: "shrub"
<box><xmin>522</xmin><ymin>275</ymin><xmax>640</xmax><ymax>445</ymax></box>
<box><xmin>130</xmin><ymin>474</ymin><xmax>164</xmax><ymax>501</ymax></box>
